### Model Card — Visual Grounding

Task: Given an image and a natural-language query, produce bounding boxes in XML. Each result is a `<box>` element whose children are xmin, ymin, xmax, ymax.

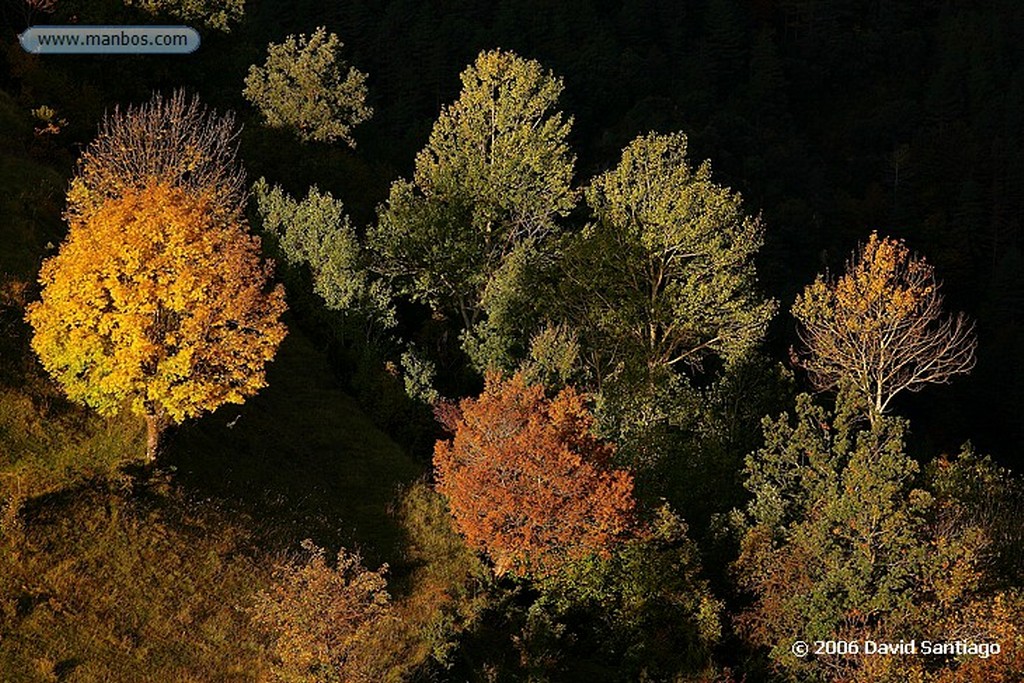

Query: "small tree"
<box><xmin>26</xmin><ymin>183</ymin><xmax>287</xmax><ymax>461</ymax></box>
<box><xmin>243</xmin><ymin>27</ymin><xmax>372</xmax><ymax>145</ymax></box>
<box><xmin>434</xmin><ymin>373</ymin><xmax>635</xmax><ymax>577</ymax></box>
<box><xmin>253</xmin><ymin>178</ymin><xmax>394</xmax><ymax>330</ymax></box>
<box><xmin>792</xmin><ymin>232</ymin><xmax>976</xmax><ymax>422</ymax></box>
<box><xmin>251</xmin><ymin>541</ymin><xmax>393</xmax><ymax>683</ymax></box>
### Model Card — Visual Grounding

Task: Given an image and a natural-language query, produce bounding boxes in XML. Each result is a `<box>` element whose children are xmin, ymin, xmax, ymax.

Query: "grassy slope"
<box><xmin>0</xmin><ymin>78</ymin><xmax>424</xmax><ymax>680</ymax></box>
<box><xmin>0</xmin><ymin>323</ymin><xmax>424</xmax><ymax>682</ymax></box>
<box><xmin>1</xmin><ymin>484</ymin><xmax>274</xmax><ymax>682</ymax></box>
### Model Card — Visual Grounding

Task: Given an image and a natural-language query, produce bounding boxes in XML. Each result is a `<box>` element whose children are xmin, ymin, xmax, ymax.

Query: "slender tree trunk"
<box><xmin>145</xmin><ymin>413</ymin><xmax>164</xmax><ymax>463</ymax></box>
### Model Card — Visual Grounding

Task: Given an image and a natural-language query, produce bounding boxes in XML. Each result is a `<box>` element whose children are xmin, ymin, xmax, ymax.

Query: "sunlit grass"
<box><xmin>0</xmin><ymin>482</ymin><xmax>274</xmax><ymax>682</ymax></box>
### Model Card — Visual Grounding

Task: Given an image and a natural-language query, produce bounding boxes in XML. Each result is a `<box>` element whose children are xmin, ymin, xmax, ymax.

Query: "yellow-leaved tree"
<box><xmin>792</xmin><ymin>232</ymin><xmax>975</xmax><ymax>424</ymax></box>
<box><xmin>26</xmin><ymin>182</ymin><xmax>287</xmax><ymax>461</ymax></box>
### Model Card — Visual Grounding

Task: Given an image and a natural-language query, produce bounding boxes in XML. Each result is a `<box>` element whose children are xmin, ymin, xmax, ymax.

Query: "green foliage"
<box><xmin>123</xmin><ymin>0</ymin><xmax>244</xmax><ymax>31</ymax></box>
<box><xmin>244</xmin><ymin>28</ymin><xmax>372</xmax><ymax>145</ymax></box>
<box><xmin>411</xmin><ymin>49</ymin><xmax>576</xmax><ymax>243</ymax></box>
<box><xmin>564</xmin><ymin>131</ymin><xmax>775</xmax><ymax>382</ymax></box>
<box><xmin>398</xmin><ymin>348</ymin><xmax>439</xmax><ymax>406</ymax></box>
<box><xmin>659</xmin><ymin>355</ymin><xmax>796</xmax><ymax>529</ymax></box>
<box><xmin>591</xmin><ymin>368</ymin><xmax>694</xmax><ymax>471</ymax></box>
<box><xmin>457</xmin><ymin>242</ymin><xmax>542</xmax><ymax>372</ymax></box>
<box><xmin>733</xmin><ymin>393</ymin><xmax>995</xmax><ymax>680</ymax></box>
<box><xmin>518</xmin><ymin>323</ymin><xmax>583</xmax><ymax>389</ymax></box>
<box><xmin>253</xmin><ymin>178</ymin><xmax>394</xmax><ymax>329</ymax></box>
<box><xmin>536</xmin><ymin>505</ymin><xmax>723</xmax><ymax>679</ymax></box>
<box><xmin>370</xmin><ymin>48</ymin><xmax>576</xmax><ymax>371</ymax></box>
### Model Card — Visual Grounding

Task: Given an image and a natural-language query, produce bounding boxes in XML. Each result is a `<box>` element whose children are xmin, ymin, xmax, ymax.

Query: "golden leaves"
<box><xmin>792</xmin><ymin>232</ymin><xmax>975</xmax><ymax>418</ymax></box>
<box><xmin>26</xmin><ymin>182</ymin><xmax>287</xmax><ymax>425</ymax></box>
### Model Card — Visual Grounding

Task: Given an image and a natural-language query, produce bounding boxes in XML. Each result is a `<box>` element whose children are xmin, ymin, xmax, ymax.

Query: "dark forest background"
<box><xmin>5</xmin><ymin>0</ymin><xmax>1021</xmax><ymax>466</ymax></box>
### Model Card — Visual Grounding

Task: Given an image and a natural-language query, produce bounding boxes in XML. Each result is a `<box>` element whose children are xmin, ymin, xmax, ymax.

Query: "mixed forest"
<box><xmin>1</xmin><ymin>0</ymin><xmax>1023</xmax><ymax>681</ymax></box>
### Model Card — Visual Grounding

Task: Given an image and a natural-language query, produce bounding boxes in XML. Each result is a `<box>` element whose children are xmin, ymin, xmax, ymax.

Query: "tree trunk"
<box><xmin>145</xmin><ymin>413</ymin><xmax>164</xmax><ymax>463</ymax></box>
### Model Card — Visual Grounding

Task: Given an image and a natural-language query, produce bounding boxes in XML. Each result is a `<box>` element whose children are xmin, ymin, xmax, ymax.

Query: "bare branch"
<box><xmin>69</xmin><ymin>90</ymin><xmax>246</xmax><ymax>222</ymax></box>
<box><xmin>792</xmin><ymin>232</ymin><xmax>976</xmax><ymax>420</ymax></box>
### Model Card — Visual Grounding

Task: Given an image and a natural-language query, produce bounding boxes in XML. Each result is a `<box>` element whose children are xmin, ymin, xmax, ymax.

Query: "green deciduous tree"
<box><xmin>253</xmin><ymin>178</ymin><xmax>393</xmax><ymax>329</ymax></box>
<box><xmin>536</xmin><ymin>504</ymin><xmax>723</xmax><ymax>679</ymax></box>
<box><xmin>563</xmin><ymin>132</ymin><xmax>775</xmax><ymax>385</ymax></box>
<box><xmin>733</xmin><ymin>393</ymin><xmax>1015</xmax><ymax>682</ymax></box>
<box><xmin>244</xmin><ymin>27</ymin><xmax>372</xmax><ymax>145</ymax></box>
<box><xmin>370</xmin><ymin>49</ymin><xmax>576</xmax><ymax>370</ymax></box>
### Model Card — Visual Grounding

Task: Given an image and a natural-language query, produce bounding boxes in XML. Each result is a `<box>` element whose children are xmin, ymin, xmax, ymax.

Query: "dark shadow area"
<box><xmin>168</xmin><ymin>324</ymin><xmax>422</xmax><ymax>567</ymax></box>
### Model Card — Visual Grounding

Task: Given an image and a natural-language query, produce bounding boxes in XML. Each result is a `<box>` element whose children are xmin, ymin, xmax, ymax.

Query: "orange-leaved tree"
<box><xmin>26</xmin><ymin>183</ymin><xmax>287</xmax><ymax>461</ymax></box>
<box><xmin>434</xmin><ymin>373</ymin><xmax>636</xmax><ymax>577</ymax></box>
<box><xmin>792</xmin><ymin>232</ymin><xmax>975</xmax><ymax>423</ymax></box>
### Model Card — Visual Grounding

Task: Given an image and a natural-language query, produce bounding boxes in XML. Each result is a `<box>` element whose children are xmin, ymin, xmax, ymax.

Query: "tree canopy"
<box><xmin>563</xmin><ymin>131</ymin><xmax>775</xmax><ymax>383</ymax></box>
<box><xmin>434</xmin><ymin>373</ymin><xmax>635</xmax><ymax>578</ymax></box>
<box><xmin>371</xmin><ymin>49</ymin><xmax>576</xmax><ymax>356</ymax></box>
<box><xmin>123</xmin><ymin>0</ymin><xmax>244</xmax><ymax>31</ymax></box>
<box><xmin>253</xmin><ymin>178</ymin><xmax>393</xmax><ymax>328</ymax></box>
<box><xmin>251</xmin><ymin>541</ymin><xmax>393</xmax><ymax>683</ymax></box>
<box><xmin>734</xmin><ymin>393</ymin><xmax>1018</xmax><ymax>681</ymax></box>
<box><xmin>243</xmin><ymin>27</ymin><xmax>372</xmax><ymax>145</ymax></box>
<box><xmin>26</xmin><ymin>183</ymin><xmax>287</xmax><ymax>461</ymax></box>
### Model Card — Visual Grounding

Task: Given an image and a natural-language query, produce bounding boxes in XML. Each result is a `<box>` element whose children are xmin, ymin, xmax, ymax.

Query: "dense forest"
<box><xmin>1</xmin><ymin>0</ymin><xmax>1023</xmax><ymax>681</ymax></box>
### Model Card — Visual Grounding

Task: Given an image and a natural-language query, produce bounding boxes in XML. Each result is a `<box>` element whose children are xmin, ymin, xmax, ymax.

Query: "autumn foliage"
<box><xmin>251</xmin><ymin>541</ymin><xmax>393</xmax><ymax>682</ymax></box>
<box><xmin>26</xmin><ymin>183</ymin><xmax>287</xmax><ymax>460</ymax></box>
<box><xmin>434</xmin><ymin>373</ymin><xmax>635</xmax><ymax>577</ymax></box>
<box><xmin>66</xmin><ymin>91</ymin><xmax>246</xmax><ymax>224</ymax></box>
<box><xmin>792</xmin><ymin>232</ymin><xmax>975</xmax><ymax>420</ymax></box>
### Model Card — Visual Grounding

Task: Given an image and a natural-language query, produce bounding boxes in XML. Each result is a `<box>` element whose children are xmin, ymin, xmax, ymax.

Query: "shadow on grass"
<box><xmin>167</xmin><ymin>325</ymin><xmax>423</xmax><ymax>567</ymax></box>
